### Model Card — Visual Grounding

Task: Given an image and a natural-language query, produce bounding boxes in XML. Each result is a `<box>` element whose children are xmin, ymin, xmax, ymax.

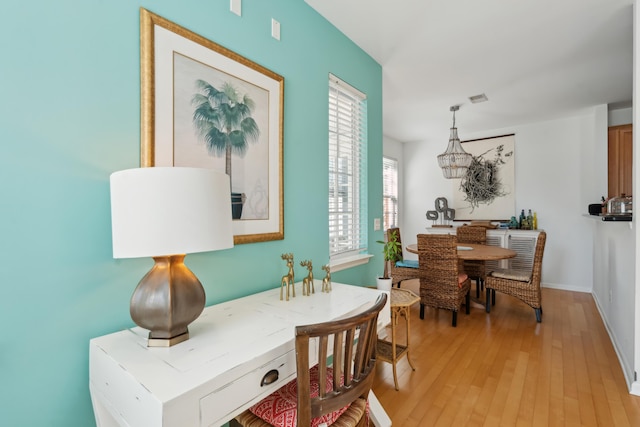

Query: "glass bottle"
<box><xmin>533</xmin><ymin>212</ymin><xmax>538</xmax><ymax>230</ymax></box>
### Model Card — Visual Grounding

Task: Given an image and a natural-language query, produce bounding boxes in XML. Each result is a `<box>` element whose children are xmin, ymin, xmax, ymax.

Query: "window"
<box><xmin>382</xmin><ymin>156</ymin><xmax>398</xmax><ymax>231</ymax></box>
<box><xmin>328</xmin><ymin>74</ymin><xmax>368</xmax><ymax>260</ymax></box>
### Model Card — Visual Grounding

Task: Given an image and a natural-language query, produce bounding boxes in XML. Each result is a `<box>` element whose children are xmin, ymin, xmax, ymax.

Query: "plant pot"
<box><xmin>231</xmin><ymin>192</ymin><xmax>245</xmax><ymax>220</ymax></box>
<box><xmin>376</xmin><ymin>277</ymin><xmax>392</xmax><ymax>292</ymax></box>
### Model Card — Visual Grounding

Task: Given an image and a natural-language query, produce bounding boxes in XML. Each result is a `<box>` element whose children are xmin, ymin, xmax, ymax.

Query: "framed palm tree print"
<box><xmin>140</xmin><ymin>8</ymin><xmax>284</xmax><ymax>244</ymax></box>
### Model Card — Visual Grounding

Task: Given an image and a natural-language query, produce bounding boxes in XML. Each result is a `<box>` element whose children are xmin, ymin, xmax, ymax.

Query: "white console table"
<box><xmin>89</xmin><ymin>282</ymin><xmax>391</xmax><ymax>427</ymax></box>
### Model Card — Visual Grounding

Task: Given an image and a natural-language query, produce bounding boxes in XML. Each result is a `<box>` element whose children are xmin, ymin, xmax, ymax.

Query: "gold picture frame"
<box><xmin>140</xmin><ymin>8</ymin><xmax>284</xmax><ymax>244</ymax></box>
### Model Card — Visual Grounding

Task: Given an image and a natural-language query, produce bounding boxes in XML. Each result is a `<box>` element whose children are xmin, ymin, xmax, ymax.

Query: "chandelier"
<box><xmin>437</xmin><ymin>105</ymin><xmax>472</xmax><ymax>179</ymax></box>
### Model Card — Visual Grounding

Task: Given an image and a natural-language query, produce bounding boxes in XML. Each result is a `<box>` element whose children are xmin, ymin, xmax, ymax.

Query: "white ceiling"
<box><xmin>305</xmin><ymin>0</ymin><xmax>634</xmax><ymax>144</ymax></box>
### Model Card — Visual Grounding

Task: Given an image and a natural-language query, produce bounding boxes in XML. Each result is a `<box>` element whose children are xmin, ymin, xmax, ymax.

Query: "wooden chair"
<box><xmin>232</xmin><ymin>293</ymin><xmax>388</xmax><ymax>427</ymax></box>
<box><xmin>417</xmin><ymin>234</ymin><xmax>471</xmax><ymax>327</ymax></box>
<box><xmin>387</xmin><ymin>227</ymin><xmax>419</xmax><ymax>288</ymax></box>
<box><xmin>485</xmin><ymin>231</ymin><xmax>547</xmax><ymax>322</ymax></box>
<box><xmin>456</xmin><ymin>225</ymin><xmax>487</xmax><ymax>298</ymax></box>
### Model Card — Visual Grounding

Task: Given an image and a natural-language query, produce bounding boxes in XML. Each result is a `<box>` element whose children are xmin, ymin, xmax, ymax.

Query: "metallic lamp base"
<box><xmin>147</xmin><ymin>331</ymin><xmax>190</xmax><ymax>347</ymax></box>
<box><xmin>130</xmin><ymin>254</ymin><xmax>206</xmax><ymax>347</ymax></box>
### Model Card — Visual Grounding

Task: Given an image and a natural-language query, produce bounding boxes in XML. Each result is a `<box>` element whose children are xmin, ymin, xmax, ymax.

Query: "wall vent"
<box><xmin>469</xmin><ymin>93</ymin><xmax>488</xmax><ymax>104</ymax></box>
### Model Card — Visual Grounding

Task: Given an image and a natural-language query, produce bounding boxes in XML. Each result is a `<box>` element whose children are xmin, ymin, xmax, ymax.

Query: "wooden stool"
<box><xmin>377</xmin><ymin>287</ymin><xmax>420</xmax><ymax>390</ymax></box>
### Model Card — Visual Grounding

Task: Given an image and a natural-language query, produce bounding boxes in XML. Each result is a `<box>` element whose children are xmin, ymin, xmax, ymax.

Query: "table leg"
<box><xmin>391</xmin><ymin>309</ymin><xmax>399</xmax><ymax>391</ymax></box>
<box><xmin>402</xmin><ymin>306</ymin><xmax>416</xmax><ymax>371</ymax></box>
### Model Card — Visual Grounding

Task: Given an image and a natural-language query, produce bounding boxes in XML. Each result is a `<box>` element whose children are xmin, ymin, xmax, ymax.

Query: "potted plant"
<box><xmin>376</xmin><ymin>230</ymin><xmax>402</xmax><ymax>291</ymax></box>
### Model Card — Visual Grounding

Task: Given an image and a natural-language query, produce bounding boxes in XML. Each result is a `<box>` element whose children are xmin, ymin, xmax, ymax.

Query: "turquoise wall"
<box><xmin>0</xmin><ymin>0</ymin><xmax>382</xmax><ymax>425</ymax></box>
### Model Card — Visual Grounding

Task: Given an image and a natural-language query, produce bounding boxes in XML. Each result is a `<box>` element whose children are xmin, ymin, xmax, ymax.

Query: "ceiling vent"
<box><xmin>469</xmin><ymin>93</ymin><xmax>488</xmax><ymax>104</ymax></box>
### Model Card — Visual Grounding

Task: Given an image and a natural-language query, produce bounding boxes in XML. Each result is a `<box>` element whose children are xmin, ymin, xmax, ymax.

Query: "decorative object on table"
<box><xmin>376</xmin><ymin>229</ymin><xmax>402</xmax><ymax>291</ymax></box>
<box><xmin>139</xmin><ymin>8</ymin><xmax>284</xmax><ymax>245</ymax></box>
<box><xmin>426</xmin><ymin>210</ymin><xmax>438</xmax><ymax>221</ymax></box>
<box><xmin>452</xmin><ymin>134</ymin><xmax>515</xmax><ymax>221</ymax></box>
<box><xmin>518</xmin><ymin>209</ymin><xmax>526</xmax><ymax>228</ymax></box>
<box><xmin>427</xmin><ymin>197</ymin><xmax>455</xmax><ymax>227</ymax></box>
<box><xmin>300</xmin><ymin>260</ymin><xmax>315</xmax><ymax>296</ymax></box>
<box><xmin>526</xmin><ymin>209</ymin><xmax>534</xmax><ymax>229</ymax></box>
<box><xmin>280</xmin><ymin>253</ymin><xmax>296</xmax><ymax>301</ymax></box>
<box><xmin>321</xmin><ymin>264</ymin><xmax>332</xmax><ymax>293</ymax></box>
<box><xmin>468</xmin><ymin>220</ymin><xmax>498</xmax><ymax>229</ymax></box>
<box><xmin>437</xmin><ymin>105</ymin><xmax>472</xmax><ymax>179</ymax></box>
<box><xmin>109</xmin><ymin>167</ymin><xmax>234</xmax><ymax>347</ymax></box>
<box><xmin>515</xmin><ymin>208</ymin><xmax>536</xmax><ymax>229</ymax></box>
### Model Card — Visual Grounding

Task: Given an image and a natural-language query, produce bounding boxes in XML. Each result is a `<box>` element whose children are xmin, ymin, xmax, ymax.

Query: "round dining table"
<box><xmin>405</xmin><ymin>242</ymin><xmax>517</xmax><ymax>308</ymax></box>
<box><xmin>405</xmin><ymin>243</ymin><xmax>517</xmax><ymax>261</ymax></box>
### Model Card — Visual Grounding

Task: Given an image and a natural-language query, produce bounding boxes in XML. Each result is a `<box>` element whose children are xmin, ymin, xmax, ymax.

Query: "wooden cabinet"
<box><xmin>608</xmin><ymin>124</ymin><xmax>633</xmax><ymax>198</ymax></box>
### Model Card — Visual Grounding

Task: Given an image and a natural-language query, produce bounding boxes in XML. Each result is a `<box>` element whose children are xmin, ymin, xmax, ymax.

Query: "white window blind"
<box><xmin>382</xmin><ymin>156</ymin><xmax>398</xmax><ymax>231</ymax></box>
<box><xmin>328</xmin><ymin>74</ymin><xmax>368</xmax><ymax>259</ymax></box>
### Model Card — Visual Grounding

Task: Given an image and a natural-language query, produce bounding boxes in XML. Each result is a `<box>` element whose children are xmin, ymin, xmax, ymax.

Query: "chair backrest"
<box><xmin>417</xmin><ymin>234</ymin><xmax>458</xmax><ymax>285</ymax></box>
<box><xmin>530</xmin><ymin>231</ymin><xmax>547</xmax><ymax>286</ymax></box>
<box><xmin>456</xmin><ymin>225</ymin><xmax>486</xmax><ymax>245</ymax></box>
<box><xmin>387</xmin><ymin>227</ymin><xmax>404</xmax><ymax>259</ymax></box>
<box><xmin>294</xmin><ymin>293</ymin><xmax>388</xmax><ymax>427</ymax></box>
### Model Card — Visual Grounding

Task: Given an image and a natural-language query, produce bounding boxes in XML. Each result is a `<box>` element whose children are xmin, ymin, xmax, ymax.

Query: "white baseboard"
<box><xmin>591</xmin><ymin>292</ymin><xmax>635</xmax><ymax>391</ymax></box>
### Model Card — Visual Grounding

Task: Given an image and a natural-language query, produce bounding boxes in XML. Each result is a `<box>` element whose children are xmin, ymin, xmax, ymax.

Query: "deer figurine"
<box><xmin>300</xmin><ymin>260</ymin><xmax>315</xmax><ymax>296</ymax></box>
<box><xmin>321</xmin><ymin>264</ymin><xmax>332</xmax><ymax>293</ymax></box>
<box><xmin>280</xmin><ymin>253</ymin><xmax>295</xmax><ymax>301</ymax></box>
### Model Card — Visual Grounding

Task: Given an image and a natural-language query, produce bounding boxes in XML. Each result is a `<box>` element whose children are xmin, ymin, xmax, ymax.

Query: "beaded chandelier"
<box><xmin>437</xmin><ymin>105</ymin><xmax>472</xmax><ymax>179</ymax></box>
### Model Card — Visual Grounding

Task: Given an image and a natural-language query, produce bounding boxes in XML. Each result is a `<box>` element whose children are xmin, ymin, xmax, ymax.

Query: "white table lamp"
<box><xmin>110</xmin><ymin>167</ymin><xmax>233</xmax><ymax>347</ymax></box>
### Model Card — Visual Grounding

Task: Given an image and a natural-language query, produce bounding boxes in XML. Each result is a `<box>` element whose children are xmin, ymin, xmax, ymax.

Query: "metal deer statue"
<box><xmin>300</xmin><ymin>260</ymin><xmax>315</xmax><ymax>296</ymax></box>
<box><xmin>321</xmin><ymin>264</ymin><xmax>332</xmax><ymax>293</ymax></box>
<box><xmin>280</xmin><ymin>253</ymin><xmax>296</xmax><ymax>301</ymax></box>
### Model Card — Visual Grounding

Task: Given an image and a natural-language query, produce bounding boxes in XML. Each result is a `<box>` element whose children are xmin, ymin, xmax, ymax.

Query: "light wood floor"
<box><xmin>372</xmin><ymin>280</ymin><xmax>640</xmax><ymax>426</ymax></box>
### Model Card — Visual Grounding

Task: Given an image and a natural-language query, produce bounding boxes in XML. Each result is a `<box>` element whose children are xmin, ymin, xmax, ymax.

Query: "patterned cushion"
<box><xmin>490</xmin><ymin>268</ymin><xmax>531</xmax><ymax>282</ymax></box>
<box><xmin>458</xmin><ymin>273</ymin><xmax>468</xmax><ymax>288</ymax></box>
<box><xmin>395</xmin><ymin>259</ymin><xmax>418</xmax><ymax>268</ymax></box>
<box><xmin>249</xmin><ymin>365</ymin><xmax>350</xmax><ymax>427</ymax></box>
<box><xmin>237</xmin><ymin>399</ymin><xmax>367</xmax><ymax>427</ymax></box>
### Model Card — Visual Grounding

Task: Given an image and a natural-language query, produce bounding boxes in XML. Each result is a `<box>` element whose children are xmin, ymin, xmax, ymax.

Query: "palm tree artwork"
<box><xmin>191</xmin><ymin>79</ymin><xmax>260</xmax><ymax>219</ymax></box>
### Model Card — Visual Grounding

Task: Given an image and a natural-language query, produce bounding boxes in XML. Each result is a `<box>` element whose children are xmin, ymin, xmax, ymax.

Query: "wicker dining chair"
<box><xmin>387</xmin><ymin>228</ymin><xmax>419</xmax><ymax>288</ymax></box>
<box><xmin>417</xmin><ymin>234</ymin><xmax>471</xmax><ymax>327</ymax></box>
<box><xmin>485</xmin><ymin>231</ymin><xmax>547</xmax><ymax>322</ymax></box>
<box><xmin>231</xmin><ymin>293</ymin><xmax>387</xmax><ymax>427</ymax></box>
<box><xmin>456</xmin><ymin>225</ymin><xmax>487</xmax><ymax>298</ymax></box>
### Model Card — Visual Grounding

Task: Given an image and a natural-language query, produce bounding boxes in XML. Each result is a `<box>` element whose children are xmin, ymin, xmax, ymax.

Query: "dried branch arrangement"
<box><xmin>460</xmin><ymin>144</ymin><xmax>513</xmax><ymax>210</ymax></box>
